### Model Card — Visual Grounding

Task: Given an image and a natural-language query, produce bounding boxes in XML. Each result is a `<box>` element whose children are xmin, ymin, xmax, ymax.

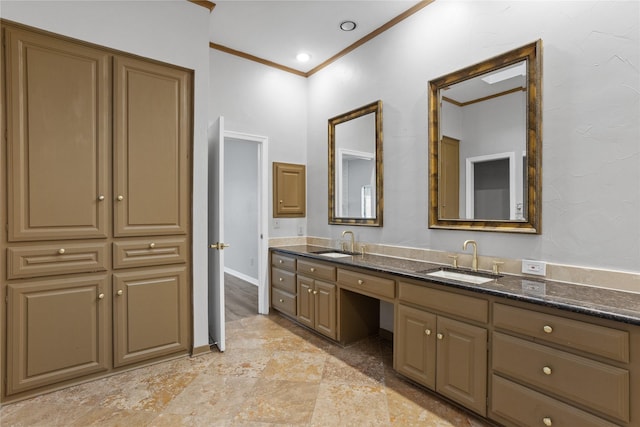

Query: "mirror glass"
<box><xmin>429</xmin><ymin>41</ymin><xmax>542</xmax><ymax>233</ymax></box>
<box><xmin>329</xmin><ymin>100</ymin><xmax>383</xmax><ymax>226</ymax></box>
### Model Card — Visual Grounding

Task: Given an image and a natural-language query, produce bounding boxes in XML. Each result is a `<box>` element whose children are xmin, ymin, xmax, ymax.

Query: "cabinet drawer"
<box><xmin>7</xmin><ymin>243</ymin><xmax>108</xmax><ymax>279</ymax></box>
<box><xmin>272</xmin><ymin>253</ymin><xmax>296</xmax><ymax>271</ymax></box>
<box><xmin>113</xmin><ymin>237</ymin><xmax>187</xmax><ymax>269</ymax></box>
<box><xmin>491</xmin><ymin>375</ymin><xmax>619</xmax><ymax>427</ymax></box>
<box><xmin>492</xmin><ymin>332</ymin><xmax>629</xmax><ymax>422</ymax></box>
<box><xmin>272</xmin><ymin>287</ymin><xmax>296</xmax><ymax>317</ymax></box>
<box><xmin>493</xmin><ymin>303</ymin><xmax>629</xmax><ymax>363</ymax></box>
<box><xmin>271</xmin><ymin>268</ymin><xmax>296</xmax><ymax>294</ymax></box>
<box><xmin>338</xmin><ymin>269</ymin><xmax>395</xmax><ymax>300</ymax></box>
<box><xmin>297</xmin><ymin>259</ymin><xmax>336</xmax><ymax>282</ymax></box>
<box><xmin>398</xmin><ymin>282</ymin><xmax>488</xmax><ymax>324</ymax></box>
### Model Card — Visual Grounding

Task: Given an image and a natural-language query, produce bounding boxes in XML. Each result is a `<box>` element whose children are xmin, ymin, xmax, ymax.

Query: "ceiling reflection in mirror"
<box><xmin>329</xmin><ymin>100</ymin><xmax>383</xmax><ymax>226</ymax></box>
<box><xmin>429</xmin><ymin>40</ymin><xmax>542</xmax><ymax>233</ymax></box>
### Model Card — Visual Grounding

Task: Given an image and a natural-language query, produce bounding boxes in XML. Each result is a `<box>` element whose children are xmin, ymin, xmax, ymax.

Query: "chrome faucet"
<box><xmin>342</xmin><ymin>230</ymin><xmax>355</xmax><ymax>253</ymax></box>
<box><xmin>463</xmin><ymin>240</ymin><xmax>478</xmax><ymax>271</ymax></box>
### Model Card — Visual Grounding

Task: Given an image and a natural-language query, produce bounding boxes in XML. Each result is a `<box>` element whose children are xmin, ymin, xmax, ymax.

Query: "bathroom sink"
<box><xmin>418</xmin><ymin>267</ymin><xmax>500</xmax><ymax>285</ymax></box>
<box><xmin>312</xmin><ymin>250</ymin><xmax>358</xmax><ymax>259</ymax></box>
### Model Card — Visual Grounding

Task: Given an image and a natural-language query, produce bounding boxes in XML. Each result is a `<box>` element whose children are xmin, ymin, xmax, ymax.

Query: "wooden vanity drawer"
<box><xmin>113</xmin><ymin>237</ymin><xmax>187</xmax><ymax>269</ymax></box>
<box><xmin>271</xmin><ymin>268</ymin><xmax>296</xmax><ymax>294</ymax></box>
<box><xmin>272</xmin><ymin>287</ymin><xmax>296</xmax><ymax>316</ymax></box>
<box><xmin>338</xmin><ymin>269</ymin><xmax>395</xmax><ymax>300</ymax></box>
<box><xmin>492</xmin><ymin>332</ymin><xmax>629</xmax><ymax>422</ymax></box>
<box><xmin>493</xmin><ymin>303</ymin><xmax>629</xmax><ymax>363</ymax></box>
<box><xmin>491</xmin><ymin>375</ymin><xmax>619</xmax><ymax>427</ymax></box>
<box><xmin>398</xmin><ymin>281</ymin><xmax>488</xmax><ymax>324</ymax></box>
<box><xmin>272</xmin><ymin>253</ymin><xmax>296</xmax><ymax>271</ymax></box>
<box><xmin>7</xmin><ymin>242</ymin><xmax>108</xmax><ymax>279</ymax></box>
<box><xmin>297</xmin><ymin>259</ymin><xmax>336</xmax><ymax>282</ymax></box>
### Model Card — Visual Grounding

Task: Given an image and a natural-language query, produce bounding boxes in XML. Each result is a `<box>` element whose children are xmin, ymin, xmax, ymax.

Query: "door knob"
<box><xmin>209</xmin><ymin>242</ymin><xmax>230</xmax><ymax>250</ymax></box>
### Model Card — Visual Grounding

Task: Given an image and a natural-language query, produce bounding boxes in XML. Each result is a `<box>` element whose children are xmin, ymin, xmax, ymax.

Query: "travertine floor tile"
<box><xmin>310</xmin><ymin>382</ymin><xmax>390</xmax><ymax>426</ymax></box>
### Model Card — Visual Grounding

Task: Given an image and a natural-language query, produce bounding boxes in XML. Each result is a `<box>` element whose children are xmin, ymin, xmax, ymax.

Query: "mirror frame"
<box><xmin>328</xmin><ymin>100</ymin><xmax>383</xmax><ymax>226</ymax></box>
<box><xmin>428</xmin><ymin>40</ymin><xmax>542</xmax><ymax>234</ymax></box>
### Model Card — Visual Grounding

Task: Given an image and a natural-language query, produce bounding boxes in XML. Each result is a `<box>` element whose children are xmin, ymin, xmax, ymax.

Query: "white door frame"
<box><xmin>224</xmin><ymin>130</ymin><xmax>270</xmax><ymax>314</ymax></box>
<box><xmin>465</xmin><ymin>151</ymin><xmax>517</xmax><ymax>219</ymax></box>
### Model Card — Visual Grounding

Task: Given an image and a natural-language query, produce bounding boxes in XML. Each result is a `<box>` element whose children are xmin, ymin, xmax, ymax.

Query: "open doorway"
<box><xmin>224</xmin><ymin>131</ymin><xmax>269</xmax><ymax>317</ymax></box>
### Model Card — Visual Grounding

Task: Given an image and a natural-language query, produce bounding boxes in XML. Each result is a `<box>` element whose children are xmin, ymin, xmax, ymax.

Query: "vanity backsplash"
<box><xmin>269</xmin><ymin>236</ymin><xmax>640</xmax><ymax>295</ymax></box>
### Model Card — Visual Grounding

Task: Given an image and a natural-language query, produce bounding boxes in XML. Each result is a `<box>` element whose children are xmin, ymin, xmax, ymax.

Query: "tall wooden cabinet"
<box><xmin>1</xmin><ymin>23</ymin><xmax>193</xmax><ymax>402</ymax></box>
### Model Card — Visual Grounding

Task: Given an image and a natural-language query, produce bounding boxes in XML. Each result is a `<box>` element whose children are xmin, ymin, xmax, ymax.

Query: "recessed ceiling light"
<box><xmin>339</xmin><ymin>20</ymin><xmax>357</xmax><ymax>31</ymax></box>
<box><xmin>296</xmin><ymin>52</ymin><xmax>311</xmax><ymax>62</ymax></box>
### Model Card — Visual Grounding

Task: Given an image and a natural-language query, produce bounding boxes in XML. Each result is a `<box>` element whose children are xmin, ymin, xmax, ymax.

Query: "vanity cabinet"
<box><xmin>396</xmin><ymin>282</ymin><xmax>488</xmax><ymax>416</ymax></box>
<box><xmin>490</xmin><ymin>303</ymin><xmax>632</xmax><ymax>426</ymax></box>
<box><xmin>296</xmin><ymin>260</ymin><xmax>337</xmax><ymax>340</ymax></box>
<box><xmin>1</xmin><ymin>23</ymin><xmax>192</xmax><ymax>402</ymax></box>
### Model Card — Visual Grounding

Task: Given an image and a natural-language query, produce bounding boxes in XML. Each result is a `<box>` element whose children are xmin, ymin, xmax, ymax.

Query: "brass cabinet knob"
<box><xmin>279</xmin><ymin>260</ymin><xmax>283</xmax><ymax>264</ymax></box>
<box><xmin>279</xmin><ymin>299</ymin><xmax>284</xmax><ymax>303</ymax></box>
<box><xmin>279</xmin><ymin>278</ymin><xmax>284</xmax><ymax>282</ymax></box>
<box><xmin>310</xmin><ymin>267</ymin><xmax>316</xmax><ymax>272</ymax></box>
<box><xmin>313</xmin><ymin>290</ymin><xmax>318</xmax><ymax>295</ymax></box>
<box><xmin>357</xmin><ymin>279</ymin><xmax>364</xmax><ymax>285</ymax></box>
<box><xmin>543</xmin><ymin>325</ymin><xmax>553</xmax><ymax>334</ymax></box>
<box><xmin>437</xmin><ymin>333</ymin><xmax>444</xmax><ymax>340</ymax></box>
<box><xmin>149</xmin><ymin>243</ymin><xmax>156</xmax><ymax>249</ymax></box>
<box><xmin>117</xmin><ymin>290</ymin><xmax>123</xmax><ymax>296</ymax></box>
<box><xmin>58</xmin><ymin>248</ymin><xmax>65</xmax><ymax>254</ymax></box>
<box><xmin>425</xmin><ymin>329</ymin><xmax>432</xmax><ymax>336</ymax></box>
<box><xmin>542</xmin><ymin>366</ymin><xmax>552</xmax><ymax>375</ymax></box>
<box><xmin>307</xmin><ymin>288</ymin><xmax>312</xmax><ymax>294</ymax></box>
<box><xmin>279</xmin><ymin>200</ymin><xmax>283</xmax><ymax>204</ymax></box>
<box><xmin>117</xmin><ymin>195</ymin><xmax>124</xmax><ymax>201</ymax></box>
<box><xmin>98</xmin><ymin>195</ymin><xmax>105</xmax><ymax>201</ymax></box>
<box><xmin>98</xmin><ymin>293</ymin><xmax>105</xmax><ymax>299</ymax></box>
<box><xmin>542</xmin><ymin>417</ymin><xmax>552</xmax><ymax>426</ymax></box>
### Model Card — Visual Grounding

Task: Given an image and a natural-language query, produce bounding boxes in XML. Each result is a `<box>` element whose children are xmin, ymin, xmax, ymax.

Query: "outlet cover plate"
<box><xmin>522</xmin><ymin>259</ymin><xmax>546</xmax><ymax>276</ymax></box>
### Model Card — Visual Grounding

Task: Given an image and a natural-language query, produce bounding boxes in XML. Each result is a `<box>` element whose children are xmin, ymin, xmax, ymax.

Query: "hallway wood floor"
<box><xmin>0</xmin><ymin>274</ymin><xmax>491</xmax><ymax>426</ymax></box>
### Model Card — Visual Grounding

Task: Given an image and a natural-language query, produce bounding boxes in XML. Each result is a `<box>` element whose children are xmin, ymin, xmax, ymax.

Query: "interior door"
<box><xmin>208</xmin><ymin>117</ymin><xmax>226</xmax><ymax>352</ymax></box>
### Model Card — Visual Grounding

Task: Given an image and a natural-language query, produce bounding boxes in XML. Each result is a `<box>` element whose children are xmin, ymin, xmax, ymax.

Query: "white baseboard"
<box><xmin>224</xmin><ymin>267</ymin><xmax>259</xmax><ymax>286</ymax></box>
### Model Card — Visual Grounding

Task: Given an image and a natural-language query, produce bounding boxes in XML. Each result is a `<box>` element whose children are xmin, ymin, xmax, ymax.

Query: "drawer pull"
<box><xmin>543</xmin><ymin>325</ymin><xmax>553</xmax><ymax>334</ymax></box>
<box><xmin>58</xmin><ymin>248</ymin><xmax>65</xmax><ymax>255</ymax></box>
<box><xmin>357</xmin><ymin>279</ymin><xmax>364</xmax><ymax>285</ymax></box>
<box><xmin>279</xmin><ymin>298</ymin><xmax>284</xmax><ymax>303</ymax></box>
<box><xmin>542</xmin><ymin>417</ymin><xmax>552</xmax><ymax>426</ymax></box>
<box><xmin>117</xmin><ymin>290</ymin><xmax>123</xmax><ymax>296</ymax></box>
<box><xmin>279</xmin><ymin>278</ymin><xmax>284</xmax><ymax>282</ymax></box>
<box><xmin>425</xmin><ymin>329</ymin><xmax>432</xmax><ymax>336</ymax></box>
<box><xmin>437</xmin><ymin>333</ymin><xmax>444</xmax><ymax>340</ymax></box>
<box><xmin>149</xmin><ymin>243</ymin><xmax>156</xmax><ymax>249</ymax></box>
<box><xmin>279</xmin><ymin>260</ymin><xmax>283</xmax><ymax>264</ymax></box>
<box><xmin>542</xmin><ymin>366</ymin><xmax>552</xmax><ymax>375</ymax></box>
<box><xmin>310</xmin><ymin>267</ymin><xmax>316</xmax><ymax>272</ymax></box>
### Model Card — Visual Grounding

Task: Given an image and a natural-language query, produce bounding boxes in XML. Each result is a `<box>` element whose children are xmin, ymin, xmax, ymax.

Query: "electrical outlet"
<box><xmin>273</xmin><ymin>219</ymin><xmax>280</xmax><ymax>229</ymax></box>
<box><xmin>297</xmin><ymin>224</ymin><xmax>304</xmax><ymax>236</ymax></box>
<box><xmin>522</xmin><ymin>259</ymin><xmax>546</xmax><ymax>276</ymax></box>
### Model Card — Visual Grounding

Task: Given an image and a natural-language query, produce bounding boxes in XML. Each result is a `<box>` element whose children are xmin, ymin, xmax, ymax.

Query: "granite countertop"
<box><xmin>271</xmin><ymin>245</ymin><xmax>640</xmax><ymax>326</ymax></box>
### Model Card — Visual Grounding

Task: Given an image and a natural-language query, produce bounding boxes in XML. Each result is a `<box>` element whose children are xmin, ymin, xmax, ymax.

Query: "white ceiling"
<box><xmin>209</xmin><ymin>1</ymin><xmax>423</xmax><ymax>73</ymax></box>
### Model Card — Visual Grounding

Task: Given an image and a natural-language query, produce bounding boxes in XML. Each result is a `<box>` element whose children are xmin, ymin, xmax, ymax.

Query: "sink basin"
<box><xmin>312</xmin><ymin>250</ymin><xmax>357</xmax><ymax>259</ymax></box>
<box><xmin>419</xmin><ymin>267</ymin><xmax>500</xmax><ymax>285</ymax></box>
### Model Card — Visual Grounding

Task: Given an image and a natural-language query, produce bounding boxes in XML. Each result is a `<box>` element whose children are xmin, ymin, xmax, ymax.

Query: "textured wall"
<box><xmin>306</xmin><ymin>0</ymin><xmax>640</xmax><ymax>274</ymax></box>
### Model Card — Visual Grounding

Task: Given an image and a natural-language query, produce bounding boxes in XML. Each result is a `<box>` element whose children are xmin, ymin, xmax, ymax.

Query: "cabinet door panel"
<box><xmin>314</xmin><ymin>281</ymin><xmax>336</xmax><ymax>340</ymax></box>
<box><xmin>436</xmin><ymin>316</ymin><xmax>487</xmax><ymax>416</ymax></box>
<box><xmin>6</xmin><ymin>275</ymin><xmax>109</xmax><ymax>395</ymax></box>
<box><xmin>5</xmin><ymin>27</ymin><xmax>110</xmax><ymax>241</ymax></box>
<box><xmin>395</xmin><ymin>304</ymin><xmax>437</xmax><ymax>389</ymax></box>
<box><xmin>113</xmin><ymin>267</ymin><xmax>190</xmax><ymax>367</ymax></box>
<box><xmin>114</xmin><ymin>56</ymin><xmax>190</xmax><ymax>236</ymax></box>
<box><xmin>296</xmin><ymin>276</ymin><xmax>314</xmax><ymax>329</ymax></box>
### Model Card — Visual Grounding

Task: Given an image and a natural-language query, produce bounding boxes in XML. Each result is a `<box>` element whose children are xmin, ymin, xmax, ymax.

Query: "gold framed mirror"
<box><xmin>429</xmin><ymin>40</ymin><xmax>542</xmax><ymax>234</ymax></box>
<box><xmin>329</xmin><ymin>100</ymin><xmax>383</xmax><ymax>226</ymax></box>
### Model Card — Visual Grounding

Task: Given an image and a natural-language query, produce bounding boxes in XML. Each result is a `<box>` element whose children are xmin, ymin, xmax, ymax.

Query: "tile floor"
<box><xmin>0</xmin><ymin>312</ymin><xmax>492</xmax><ymax>426</ymax></box>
